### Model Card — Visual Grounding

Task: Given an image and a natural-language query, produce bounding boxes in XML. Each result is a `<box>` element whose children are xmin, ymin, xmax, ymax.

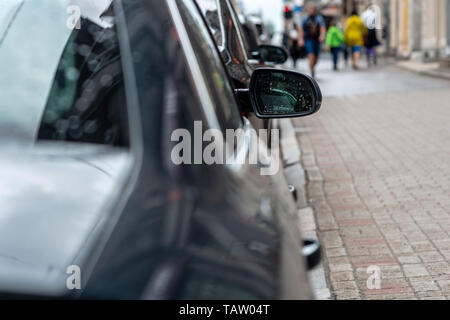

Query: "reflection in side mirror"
<box><xmin>249</xmin><ymin>68</ymin><xmax>322</xmax><ymax>119</ymax></box>
<box><xmin>258</xmin><ymin>45</ymin><xmax>288</xmax><ymax>65</ymax></box>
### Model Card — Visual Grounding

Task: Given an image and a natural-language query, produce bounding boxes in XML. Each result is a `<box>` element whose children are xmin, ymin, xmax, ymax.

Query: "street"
<box><xmin>291</xmin><ymin>56</ymin><xmax>450</xmax><ymax>299</ymax></box>
<box><xmin>5</xmin><ymin>0</ymin><xmax>450</xmax><ymax>306</ymax></box>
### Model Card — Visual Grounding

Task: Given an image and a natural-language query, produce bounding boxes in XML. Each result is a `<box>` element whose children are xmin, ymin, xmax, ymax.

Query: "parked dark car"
<box><xmin>230</xmin><ymin>1</ymin><xmax>272</xmax><ymax>56</ymax></box>
<box><xmin>196</xmin><ymin>0</ymin><xmax>288</xmax><ymax>140</ymax></box>
<box><xmin>247</xmin><ymin>14</ymin><xmax>272</xmax><ymax>44</ymax></box>
<box><xmin>0</xmin><ymin>0</ymin><xmax>321</xmax><ymax>299</ymax></box>
<box><xmin>237</xmin><ymin>12</ymin><xmax>282</xmax><ymax>67</ymax></box>
<box><xmin>231</xmin><ymin>4</ymin><xmax>262</xmax><ymax>61</ymax></box>
<box><xmin>228</xmin><ymin>0</ymin><xmax>285</xmax><ymax>67</ymax></box>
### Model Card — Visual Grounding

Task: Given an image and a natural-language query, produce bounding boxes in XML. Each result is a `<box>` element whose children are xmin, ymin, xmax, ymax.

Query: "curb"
<box><xmin>278</xmin><ymin>118</ymin><xmax>331</xmax><ymax>300</ymax></box>
<box><xmin>395</xmin><ymin>62</ymin><xmax>450</xmax><ymax>81</ymax></box>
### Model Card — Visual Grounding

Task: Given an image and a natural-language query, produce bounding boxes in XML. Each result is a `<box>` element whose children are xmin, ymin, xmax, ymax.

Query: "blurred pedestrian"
<box><xmin>361</xmin><ymin>6</ymin><xmax>381</xmax><ymax>66</ymax></box>
<box><xmin>364</xmin><ymin>29</ymin><xmax>381</xmax><ymax>66</ymax></box>
<box><xmin>299</xmin><ymin>2</ymin><xmax>326</xmax><ymax>78</ymax></box>
<box><xmin>326</xmin><ymin>20</ymin><xmax>344</xmax><ymax>71</ymax></box>
<box><xmin>344</xmin><ymin>10</ymin><xmax>367</xmax><ymax>70</ymax></box>
<box><xmin>287</xmin><ymin>23</ymin><xmax>304</xmax><ymax>68</ymax></box>
<box><xmin>340</xmin><ymin>17</ymin><xmax>350</xmax><ymax>67</ymax></box>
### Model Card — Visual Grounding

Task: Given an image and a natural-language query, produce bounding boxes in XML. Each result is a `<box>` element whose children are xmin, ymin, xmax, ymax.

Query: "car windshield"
<box><xmin>0</xmin><ymin>0</ymin><xmax>129</xmax><ymax>147</ymax></box>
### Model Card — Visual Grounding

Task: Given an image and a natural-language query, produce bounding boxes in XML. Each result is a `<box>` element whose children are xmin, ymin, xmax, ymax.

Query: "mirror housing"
<box><xmin>249</xmin><ymin>68</ymin><xmax>322</xmax><ymax>119</ymax></box>
<box><xmin>250</xmin><ymin>50</ymin><xmax>261</xmax><ymax>60</ymax></box>
<box><xmin>258</xmin><ymin>45</ymin><xmax>288</xmax><ymax>65</ymax></box>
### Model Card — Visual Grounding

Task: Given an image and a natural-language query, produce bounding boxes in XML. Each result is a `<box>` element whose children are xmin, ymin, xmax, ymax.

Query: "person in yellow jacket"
<box><xmin>344</xmin><ymin>11</ymin><xmax>367</xmax><ymax>70</ymax></box>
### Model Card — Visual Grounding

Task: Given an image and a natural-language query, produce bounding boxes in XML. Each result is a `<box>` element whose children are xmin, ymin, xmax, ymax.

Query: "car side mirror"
<box><xmin>250</xmin><ymin>51</ymin><xmax>261</xmax><ymax>60</ymax></box>
<box><xmin>249</xmin><ymin>68</ymin><xmax>322</xmax><ymax>118</ymax></box>
<box><xmin>258</xmin><ymin>45</ymin><xmax>288</xmax><ymax>65</ymax></box>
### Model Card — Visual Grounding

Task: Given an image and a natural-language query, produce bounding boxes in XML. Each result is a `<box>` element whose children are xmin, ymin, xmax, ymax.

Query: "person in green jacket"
<box><xmin>326</xmin><ymin>20</ymin><xmax>345</xmax><ymax>71</ymax></box>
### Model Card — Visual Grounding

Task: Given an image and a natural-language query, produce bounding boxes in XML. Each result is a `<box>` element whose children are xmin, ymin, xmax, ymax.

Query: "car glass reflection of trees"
<box><xmin>38</xmin><ymin>11</ymin><xmax>129</xmax><ymax>147</ymax></box>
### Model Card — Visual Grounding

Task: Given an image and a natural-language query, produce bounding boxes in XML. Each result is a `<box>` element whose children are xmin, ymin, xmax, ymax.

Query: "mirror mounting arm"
<box><xmin>234</xmin><ymin>88</ymin><xmax>254</xmax><ymax>113</ymax></box>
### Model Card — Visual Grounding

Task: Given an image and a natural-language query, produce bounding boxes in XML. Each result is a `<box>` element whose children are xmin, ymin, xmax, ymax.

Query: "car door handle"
<box><xmin>302</xmin><ymin>238</ymin><xmax>322</xmax><ymax>270</ymax></box>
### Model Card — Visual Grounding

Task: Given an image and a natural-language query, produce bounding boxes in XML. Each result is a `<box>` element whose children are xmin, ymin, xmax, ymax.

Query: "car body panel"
<box><xmin>0</xmin><ymin>144</ymin><xmax>131</xmax><ymax>296</ymax></box>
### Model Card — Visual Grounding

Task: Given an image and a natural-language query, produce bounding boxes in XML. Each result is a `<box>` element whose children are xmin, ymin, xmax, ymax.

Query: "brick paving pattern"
<box><xmin>293</xmin><ymin>63</ymin><xmax>450</xmax><ymax>300</ymax></box>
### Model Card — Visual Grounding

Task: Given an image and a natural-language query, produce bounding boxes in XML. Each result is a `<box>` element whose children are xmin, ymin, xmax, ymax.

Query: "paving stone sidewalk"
<box><xmin>293</xmin><ymin>69</ymin><xmax>450</xmax><ymax>299</ymax></box>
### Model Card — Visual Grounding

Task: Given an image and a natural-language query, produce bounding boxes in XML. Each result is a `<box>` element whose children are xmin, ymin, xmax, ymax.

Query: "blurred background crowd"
<box><xmin>236</xmin><ymin>0</ymin><xmax>450</xmax><ymax>76</ymax></box>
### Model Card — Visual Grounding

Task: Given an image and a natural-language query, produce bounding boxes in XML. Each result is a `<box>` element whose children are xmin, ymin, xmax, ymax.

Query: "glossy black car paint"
<box><xmin>81</xmin><ymin>0</ymin><xmax>313</xmax><ymax>300</ymax></box>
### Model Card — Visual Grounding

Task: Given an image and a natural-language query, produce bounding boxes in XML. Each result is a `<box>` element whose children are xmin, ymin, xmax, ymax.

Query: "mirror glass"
<box><xmin>251</xmin><ymin>70</ymin><xmax>319</xmax><ymax>117</ymax></box>
<box><xmin>259</xmin><ymin>45</ymin><xmax>288</xmax><ymax>64</ymax></box>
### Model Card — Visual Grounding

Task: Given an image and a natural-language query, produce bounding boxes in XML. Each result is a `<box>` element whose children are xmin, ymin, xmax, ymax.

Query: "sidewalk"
<box><xmin>291</xmin><ymin>65</ymin><xmax>450</xmax><ymax>299</ymax></box>
<box><xmin>396</xmin><ymin>60</ymin><xmax>450</xmax><ymax>81</ymax></box>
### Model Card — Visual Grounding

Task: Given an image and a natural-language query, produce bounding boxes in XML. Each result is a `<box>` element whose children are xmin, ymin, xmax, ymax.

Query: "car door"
<box><xmin>76</xmin><ymin>0</ymin><xmax>274</xmax><ymax>299</ymax></box>
<box><xmin>78</xmin><ymin>0</ymin><xmax>312</xmax><ymax>299</ymax></box>
<box><xmin>169</xmin><ymin>0</ymin><xmax>313</xmax><ymax>299</ymax></box>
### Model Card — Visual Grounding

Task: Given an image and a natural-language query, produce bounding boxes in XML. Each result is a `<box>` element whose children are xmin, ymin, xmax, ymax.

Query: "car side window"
<box><xmin>177</xmin><ymin>0</ymin><xmax>243</xmax><ymax>131</ymax></box>
<box><xmin>220</xmin><ymin>0</ymin><xmax>247</xmax><ymax>65</ymax></box>
<box><xmin>0</xmin><ymin>1</ymin><xmax>129</xmax><ymax>147</ymax></box>
<box><xmin>196</xmin><ymin>0</ymin><xmax>224</xmax><ymax>52</ymax></box>
<box><xmin>197</xmin><ymin>0</ymin><xmax>247</xmax><ymax>67</ymax></box>
<box><xmin>38</xmin><ymin>10</ymin><xmax>129</xmax><ymax>147</ymax></box>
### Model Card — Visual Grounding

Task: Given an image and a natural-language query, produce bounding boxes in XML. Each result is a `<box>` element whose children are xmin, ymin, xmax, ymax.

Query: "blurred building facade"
<box><xmin>341</xmin><ymin>0</ymin><xmax>450</xmax><ymax>61</ymax></box>
<box><xmin>284</xmin><ymin>0</ymin><xmax>450</xmax><ymax>61</ymax></box>
<box><xmin>386</xmin><ymin>0</ymin><xmax>449</xmax><ymax>61</ymax></box>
